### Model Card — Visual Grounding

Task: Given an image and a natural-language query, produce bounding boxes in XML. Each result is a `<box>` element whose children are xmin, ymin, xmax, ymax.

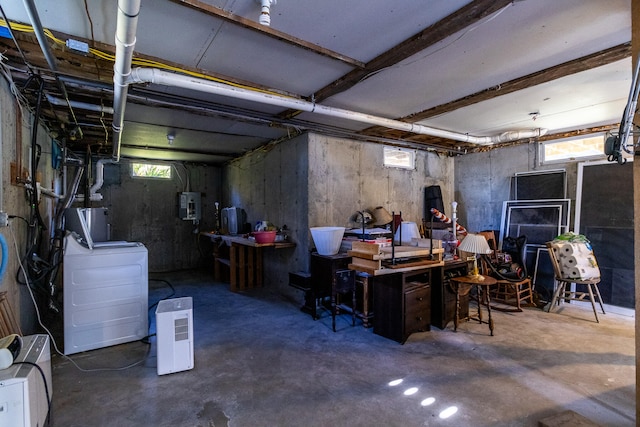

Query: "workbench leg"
<box><xmin>360</xmin><ymin>275</ymin><xmax>371</xmax><ymax>328</ymax></box>
<box><xmin>237</xmin><ymin>244</ymin><xmax>246</xmax><ymax>291</ymax></box>
<box><xmin>230</xmin><ymin>245</ymin><xmax>238</xmax><ymax>292</ymax></box>
<box><xmin>255</xmin><ymin>247</ymin><xmax>263</xmax><ymax>287</ymax></box>
<box><xmin>247</xmin><ymin>246</ymin><xmax>255</xmax><ymax>288</ymax></box>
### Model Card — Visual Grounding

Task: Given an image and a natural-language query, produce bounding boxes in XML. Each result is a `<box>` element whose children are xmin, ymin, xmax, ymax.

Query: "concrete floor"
<box><xmin>49</xmin><ymin>269</ymin><xmax>635</xmax><ymax>427</ymax></box>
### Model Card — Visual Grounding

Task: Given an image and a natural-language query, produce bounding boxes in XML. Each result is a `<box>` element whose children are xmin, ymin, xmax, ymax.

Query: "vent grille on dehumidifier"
<box><xmin>174</xmin><ymin>317</ymin><xmax>189</xmax><ymax>341</ymax></box>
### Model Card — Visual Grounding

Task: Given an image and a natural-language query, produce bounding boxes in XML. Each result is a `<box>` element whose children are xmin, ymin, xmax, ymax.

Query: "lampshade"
<box><xmin>372</xmin><ymin>206</ymin><xmax>393</xmax><ymax>226</ymax></box>
<box><xmin>458</xmin><ymin>233</ymin><xmax>491</xmax><ymax>255</ymax></box>
<box><xmin>394</xmin><ymin>221</ymin><xmax>421</xmax><ymax>245</ymax></box>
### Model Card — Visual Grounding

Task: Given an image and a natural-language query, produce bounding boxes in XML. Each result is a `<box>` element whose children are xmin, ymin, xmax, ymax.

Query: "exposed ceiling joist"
<box><xmin>0</xmin><ymin>0</ymin><xmax>629</xmax><ymax>164</ymax></box>
<box><xmin>170</xmin><ymin>0</ymin><xmax>365</xmax><ymax>69</ymax></box>
<box><xmin>359</xmin><ymin>43</ymin><xmax>632</xmax><ymax>141</ymax></box>
<box><xmin>308</xmin><ymin>0</ymin><xmax>514</xmax><ymax>104</ymax></box>
<box><xmin>403</xmin><ymin>42</ymin><xmax>632</xmax><ymax>123</ymax></box>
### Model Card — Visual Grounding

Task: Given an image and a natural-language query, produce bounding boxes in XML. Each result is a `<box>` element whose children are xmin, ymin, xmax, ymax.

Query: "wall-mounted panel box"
<box><xmin>178</xmin><ymin>192</ymin><xmax>201</xmax><ymax>221</ymax></box>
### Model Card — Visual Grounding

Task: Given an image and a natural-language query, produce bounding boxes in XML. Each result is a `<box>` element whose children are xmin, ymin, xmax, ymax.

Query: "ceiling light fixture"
<box><xmin>257</xmin><ymin>0</ymin><xmax>276</xmax><ymax>26</ymax></box>
<box><xmin>167</xmin><ymin>132</ymin><xmax>175</xmax><ymax>145</ymax></box>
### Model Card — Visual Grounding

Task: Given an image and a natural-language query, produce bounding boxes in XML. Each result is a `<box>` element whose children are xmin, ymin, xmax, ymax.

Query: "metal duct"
<box><xmin>126</xmin><ymin>67</ymin><xmax>547</xmax><ymax>145</ymax></box>
<box><xmin>89</xmin><ymin>158</ymin><xmax>116</xmax><ymax>200</ymax></box>
<box><xmin>45</xmin><ymin>94</ymin><xmax>114</xmax><ymax>114</ymax></box>
<box><xmin>22</xmin><ymin>0</ymin><xmax>57</xmax><ymax>72</ymax></box>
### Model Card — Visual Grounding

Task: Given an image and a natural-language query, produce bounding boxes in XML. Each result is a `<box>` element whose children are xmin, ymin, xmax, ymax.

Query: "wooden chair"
<box><xmin>481</xmin><ymin>232</ymin><xmax>534</xmax><ymax>312</ymax></box>
<box><xmin>545</xmin><ymin>241</ymin><xmax>605</xmax><ymax>323</ymax></box>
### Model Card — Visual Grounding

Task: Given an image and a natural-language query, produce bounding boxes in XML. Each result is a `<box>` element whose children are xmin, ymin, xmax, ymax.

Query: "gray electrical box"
<box><xmin>178</xmin><ymin>192</ymin><xmax>201</xmax><ymax>221</ymax></box>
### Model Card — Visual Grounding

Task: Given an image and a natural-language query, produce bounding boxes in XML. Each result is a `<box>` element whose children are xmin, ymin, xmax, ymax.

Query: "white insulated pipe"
<box><xmin>111</xmin><ymin>0</ymin><xmax>546</xmax><ymax>157</ymax></box>
<box><xmin>112</xmin><ymin>0</ymin><xmax>141</xmax><ymax>161</ymax></box>
<box><xmin>258</xmin><ymin>0</ymin><xmax>276</xmax><ymax>26</ymax></box>
<box><xmin>126</xmin><ymin>68</ymin><xmax>547</xmax><ymax>145</ymax></box>
<box><xmin>89</xmin><ymin>158</ymin><xmax>116</xmax><ymax>199</ymax></box>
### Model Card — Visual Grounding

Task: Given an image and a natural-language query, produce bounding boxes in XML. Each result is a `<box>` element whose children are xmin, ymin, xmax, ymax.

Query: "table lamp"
<box><xmin>458</xmin><ymin>233</ymin><xmax>491</xmax><ymax>279</ymax></box>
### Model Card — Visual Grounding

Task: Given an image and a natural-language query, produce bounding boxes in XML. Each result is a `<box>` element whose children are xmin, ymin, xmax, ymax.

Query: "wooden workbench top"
<box><xmin>200</xmin><ymin>232</ymin><xmax>296</xmax><ymax>249</ymax></box>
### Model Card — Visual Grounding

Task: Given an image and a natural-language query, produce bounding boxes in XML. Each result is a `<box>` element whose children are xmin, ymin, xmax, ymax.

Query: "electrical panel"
<box><xmin>178</xmin><ymin>192</ymin><xmax>201</xmax><ymax>221</ymax></box>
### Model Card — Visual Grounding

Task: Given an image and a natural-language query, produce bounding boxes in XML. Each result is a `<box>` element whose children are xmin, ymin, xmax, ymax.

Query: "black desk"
<box><xmin>372</xmin><ymin>268</ymin><xmax>432</xmax><ymax>344</ymax></box>
<box><xmin>308</xmin><ymin>252</ymin><xmax>351</xmax><ymax>319</ymax></box>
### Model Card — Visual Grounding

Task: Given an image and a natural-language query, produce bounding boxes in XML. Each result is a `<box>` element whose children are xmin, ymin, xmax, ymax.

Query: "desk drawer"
<box><xmin>405</xmin><ymin>285</ymin><xmax>430</xmax><ymax>333</ymax></box>
<box><xmin>405</xmin><ymin>285</ymin><xmax>430</xmax><ymax>309</ymax></box>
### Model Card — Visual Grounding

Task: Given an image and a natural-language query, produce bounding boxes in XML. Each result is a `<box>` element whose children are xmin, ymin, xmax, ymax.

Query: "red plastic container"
<box><xmin>253</xmin><ymin>230</ymin><xmax>277</xmax><ymax>244</ymax></box>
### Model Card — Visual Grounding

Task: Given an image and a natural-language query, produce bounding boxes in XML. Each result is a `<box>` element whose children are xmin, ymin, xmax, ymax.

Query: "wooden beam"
<box><xmin>359</xmin><ymin>44</ymin><xmax>631</xmax><ymax>139</ymax></box>
<box><xmin>402</xmin><ymin>43</ymin><xmax>632</xmax><ymax>123</ymax></box>
<box><xmin>170</xmin><ymin>0</ymin><xmax>365</xmax><ymax>69</ymax></box>
<box><xmin>310</xmin><ymin>0</ymin><xmax>513</xmax><ymax>103</ymax></box>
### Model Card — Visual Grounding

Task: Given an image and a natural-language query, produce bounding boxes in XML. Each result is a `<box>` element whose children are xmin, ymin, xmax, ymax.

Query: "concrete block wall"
<box><xmin>97</xmin><ymin>161</ymin><xmax>222</xmax><ymax>273</ymax></box>
<box><xmin>223</xmin><ymin>132</ymin><xmax>455</xmax><ymax>297</ymax></box>
<box><xmin>223</xmin><ymin>134</ymin><xmax>309</xmax><ymax>295</ymax></box>
<box><xmin>307</xmin><ymin>133</ymin><xmax>454</xmax><ymax>229</ymax></box>
<box><xmin>453</xmin><ymin>143</ymin><xmax>578</xmax><ymax>234</ymax></box>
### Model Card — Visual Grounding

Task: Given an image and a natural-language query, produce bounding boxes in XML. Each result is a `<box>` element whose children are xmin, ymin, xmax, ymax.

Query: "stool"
<box><xmin>288</xmin><ymin>272</ymin><xmax>317</xmax><ymax>319</ymax></box>
<box><xmin>332</xmin><ymin>269</ymin><xmax>356</xmax><ymax>332</ymax></box>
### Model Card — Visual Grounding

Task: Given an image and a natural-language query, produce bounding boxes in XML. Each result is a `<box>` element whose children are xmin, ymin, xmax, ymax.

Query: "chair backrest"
<box><xmin>478</xmin><ymin>230</ymin><xmax>498</xmax><ymax>263</ymax></box>
<box><xmin>546</xmin><ymin>240</ymin><xmax>601</xmax><ymax>282</ymax></box>
<box><xmin>545</xmin><ymin>241</ymin><xmax>564</xmax><ymax>281</ymax></box>
<box><xmin>502</xmin><ymin>235</ymin><xmax>528</xmax><ymax>277</ymax></box>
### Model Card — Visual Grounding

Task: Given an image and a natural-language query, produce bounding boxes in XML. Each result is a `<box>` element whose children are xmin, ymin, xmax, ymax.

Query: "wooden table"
<box><xmin>449</xmin><ymin>274</ymin><xmax>498</xmax><ymax>336</ymax></box>
<box><xmin>201</xmin><ymin>232</ymin><xmax>295</xmax><ymax>292</ymax></box>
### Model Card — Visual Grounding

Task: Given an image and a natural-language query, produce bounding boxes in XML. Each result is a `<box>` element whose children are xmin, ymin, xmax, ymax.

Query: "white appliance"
<box><xmin>156</xmin><ymin>297</ymin><xmax>194</xmax><ymax>375</ymax></box>
<box><xmin>64</xmin><ymin>207</ymin><xmax>110</xmax><ymax>243</ymax></box>
<box><xmin>63</xmin><ymin>233</ymin><xmax>148</xmax><ymax>355</ymax></box>
<box><xmin>0</xmin><ymin>334</ymin><xmax>51</xmax><ymax>427</ymax></box>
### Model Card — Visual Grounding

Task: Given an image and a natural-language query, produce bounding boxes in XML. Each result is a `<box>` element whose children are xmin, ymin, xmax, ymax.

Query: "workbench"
<box><xmin>201</xmin><ymin>232</ymin><xmax>295</xmax><ymax>292</ymax></box>
<box><xmin>347</xmin><ymin>241</ymin><xmax>444</xmax><ymax>342</ymax></box>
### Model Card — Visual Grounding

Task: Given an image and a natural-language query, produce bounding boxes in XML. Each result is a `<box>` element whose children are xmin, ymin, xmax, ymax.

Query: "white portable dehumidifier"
<box><xmin>156</xmin><ymin>297</ymin><xmax>194</xmax><ymax>375</ymax></box>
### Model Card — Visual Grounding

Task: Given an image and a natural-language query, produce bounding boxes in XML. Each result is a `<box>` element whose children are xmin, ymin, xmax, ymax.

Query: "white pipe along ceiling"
<box><xmin>113</xmin><ymin>0</ymin><xmax>141</xmax><ymax>161</ymax></box>
<box><xmin>111</xmin><ymin>0</ymin><xmax>547</xmax><ymax>162</ymax></box>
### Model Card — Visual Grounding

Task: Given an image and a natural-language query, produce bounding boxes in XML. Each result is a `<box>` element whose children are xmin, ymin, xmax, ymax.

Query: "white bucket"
<box><xmin>310</xmin><ymin>226</ymin><xmax>345</xmax><ymax>256</ymax></box>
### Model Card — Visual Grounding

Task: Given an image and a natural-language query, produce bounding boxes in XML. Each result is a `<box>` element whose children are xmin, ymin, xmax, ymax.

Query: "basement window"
<box><xmin>540</xmin><ymin>134</ymin><xmax>605</xmax><ymax>164</ymax></box>
<box><xmin>130</xmin><ymin>162</ymin><xmax>172</xmax><ymax>179</ymax></box>
<box><xmin>383</xmin><ymin>146</ymin><xmax>416</xmax><ymax>170</ymax></box>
